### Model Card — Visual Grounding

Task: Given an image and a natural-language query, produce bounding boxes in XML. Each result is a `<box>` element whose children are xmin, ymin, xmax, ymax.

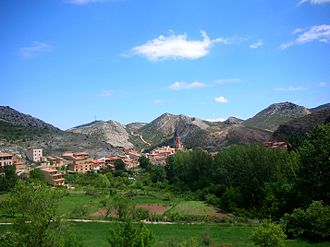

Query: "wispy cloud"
<box><xmin>131</xmin><ymin>31</ymin><xmax>231</xmax><ymax>61</ymax></box>
<box><xmin>274</xmin><ymin>87</ymin><xmax>308</xmax><ymax>92</ymax></box>
<box><xmin>280</xmin><ymin>25</ymin><xmax>330</xmax><ymax>49</ymax></box>
<box><xmin>214</xmin><ymin>96</ymin><xmax>229</xmax><ymax>104</ymax></box>
<box><xmin>20</xmin><ymin>41</ymin><xmax>52</xmax><ymax>58</ymax></box>
<box><xmin>206</xmin><ymin>117</ymin><xmax>226</xmax><ymax>122</ymax></box>
<box><xmin>169</xmin><ymin>81</ymin><xmax>207</xmax><ymax>90</ymax></box>
<box><xmin>298</xmin><ymin>0</ymin><xmax>330</xmax><ymax>5</ymax></box>
<box><xmin>214</xmin><ymin>78</ymin><xmax>242</xmax><ymax>85</ymax></box>
<box><xmin>319</xmin><ymin>82</ymin><xmax>327</xmax><ymax>87</ymax></box>
<box><xmin>153</xmin><ymin>99</ymin><xmax>167</xmax><ymax>104</ymax></box>
<box><xmin>64</xmin><ymin>0</ymin><xmax>108</xmax><ymax>4</ymax></box>
<box><xmin>249</xmin><ymin>40</ymin><xmax>263</xmax><ymax>49</ymax></box>
<box><xmin>99</xmin><ymin>90</ymin><xmax>113</xmax><ymax>97</ymax></box>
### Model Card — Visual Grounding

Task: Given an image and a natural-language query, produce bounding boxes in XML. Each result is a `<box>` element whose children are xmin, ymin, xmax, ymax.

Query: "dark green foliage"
<box><xmin>220</xmin><ymin>186</ymin><xmax>242</xmax><ymax>212</ymax></box>
<box><xmin>167</xmin><ymin>145</ymin><xmax>298</xmax><ymax>218</ymax></box>
<box><xmin>296</xmin><ymin>124</ymin><xmax>330</xmax><ymax>204</ymax></box>
<box><xmin>166</xmin><ymin>150</ymin><xmax>213</xmax><ymax>191</ymax></box>
<box><xmin>139</xmin><ymin>156</ymin><xmax>152</xmax><ymax>170</ymax></box>
<box><xmin>213</xmin><ymin>144</ymin><xmax>298</xmax><ymax>212</ymax></box>
<box><xmin>29</xmin><ymin>168</ymin><xmax>45</xmax><ymax>183</ymax></box>
<box><xmin>149</xmin><ymin>165</ymin><xmax>167</xmax><ymax>183</ymax></box>
<box><xmin>0</xmin><ymin>165</ymin><xmax>17</xmax><ymax>192</ymax></box>
<box><xmin>108</xmin><ymin>221</ymin><xmax>154</xmax><ymax>247</ymax></box>
<box><xmin>281</xmin><ymin>201</ymin><xmax>330</xmax><ymax>242</ymax></box>
<box><xmin>251</xmin><ymin>221</ymin><xmax>286</xmax><ymax>247</ymax></box>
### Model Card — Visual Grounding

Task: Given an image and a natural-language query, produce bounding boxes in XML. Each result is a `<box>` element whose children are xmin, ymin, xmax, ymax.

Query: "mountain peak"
<box><xmin>224</xmin><ymin>116</ymin><xmax>243</xmax><ymax>125</ymax></box>
<box><xmin>243</xmin><ymin>102</ymin><xmax>310</xmax><ymax>131</ymax></box>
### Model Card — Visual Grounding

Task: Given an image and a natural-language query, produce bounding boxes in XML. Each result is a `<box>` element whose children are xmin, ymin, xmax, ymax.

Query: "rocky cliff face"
<box><xmin>68</xmin><ymin>120</ymin><xmax>134</xmax><ymax>149</ymax></box>
<box><xmin>243</xmin><ymin>102</ymin><xmax>311</xmax><ymax>132</ymax></box>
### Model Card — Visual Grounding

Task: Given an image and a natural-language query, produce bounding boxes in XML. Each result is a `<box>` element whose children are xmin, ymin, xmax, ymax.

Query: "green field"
<box><xmin>1</xmin><ymin>222</ymin><xmax>329</xmax><ymax>247</ymax></box>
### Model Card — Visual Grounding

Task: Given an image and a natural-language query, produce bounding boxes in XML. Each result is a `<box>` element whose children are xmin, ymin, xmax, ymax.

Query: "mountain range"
<box><xmin>1</xmin><ymin>101</ymin><xmax>330</xmax><ymax>158</ymax></box>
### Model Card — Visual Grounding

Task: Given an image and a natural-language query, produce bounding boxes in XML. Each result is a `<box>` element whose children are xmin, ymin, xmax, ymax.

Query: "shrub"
<box><xmin>281</xmin><ymin>201</ymin><xmax>330</xmax><ymax>242</ymax></box>
<box><xmin>250</xmin><ymin>221</ymin><xmax>286</xmax><ymax>247</ymax></box>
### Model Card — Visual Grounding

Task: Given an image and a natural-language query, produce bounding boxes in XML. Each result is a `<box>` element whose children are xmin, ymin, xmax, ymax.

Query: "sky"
<box><xmin>0</xmin><ymin>0</ymin><xmax>330</xmax><ymax>130</ymax></box>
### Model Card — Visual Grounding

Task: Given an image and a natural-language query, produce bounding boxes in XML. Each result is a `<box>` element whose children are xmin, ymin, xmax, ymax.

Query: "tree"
<box><xmin>114</xmin><ymin>159</ymin><xmax>126</xmax><ymax>176</ymax></box>
<box><xmin>108</xmin><ymin>220</ymin><xmax>154</xmax><ymax>247</ymax></box>
<box><xmin>95</xmin><ymin>174</ymin><xmax>110</xmax><ymax>188</ymax></box>
<box><xmin>281</xmin><ymin>201</ymin><xmax>330</xmax><ymax>242</ymax></box>
<box><xmin>0</xmin><ymin>181</ymin><xmax>84</xmax><ymax>247</ymax></box>
<box><xmin>296</xmin><ymin>124</ymin><xmax>330</xmax><ymax>204</ymax></box>
<box><xmin>29</xmin><ymin>168</ymin><xmax>45</xmax><ymax>183</ymax></box>
<box><xmin>138</xmin><ymin>156</ymin><xmax>152</xmax><ymax>170</ymax></box>
<box><xmin>0</xmin><ymin>165</ymin><xmax>17</xmax><ymax>192</ymax></box>
<box><xmin>251</xmin><ymin>221</ymin><xmax>286</xmax><ymax>247</ymax></box>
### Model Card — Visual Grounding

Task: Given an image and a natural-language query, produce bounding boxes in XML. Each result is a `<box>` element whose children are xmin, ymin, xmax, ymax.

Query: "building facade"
<box><xmin>28</xmin><ymin>149</ymin><xmax>43</xmax><ymax>162</ymax></box>
<box><xmin>40</xmin><ymin>167</ymin><xmax>65</xmax><ymax>186</ymax></box>
<box><xmin>0</xmin><ymin>152</ymin><xmax>13</xmax><ymax>167</ymax></box>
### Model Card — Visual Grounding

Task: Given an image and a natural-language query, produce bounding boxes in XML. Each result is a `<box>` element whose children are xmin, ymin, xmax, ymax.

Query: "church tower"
<box><xmin>175</xmin><ymin>132</ymin><xmax>184</xmax><ymax>151</ymax></box>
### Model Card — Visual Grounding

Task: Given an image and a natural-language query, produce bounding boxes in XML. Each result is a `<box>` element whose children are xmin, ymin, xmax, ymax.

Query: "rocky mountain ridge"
<box><xmin>243</xmin><ymin>102</ymin><xmax>311</xmax><ymax>132</ymax></box>
<box><xmin>1</xmin><ymin>101</ymin><xmax>329</xmax><ymax>154</ymax></box>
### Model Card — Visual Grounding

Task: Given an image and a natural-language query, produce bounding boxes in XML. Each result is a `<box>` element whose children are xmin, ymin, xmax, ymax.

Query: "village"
<box><xmin>0</xmin><ymin>134</ymin><xmax>289</xmax><ymax>187</ymax></box>
<box><xmin>0</xmin><ymin>135</ymin><xmax>186</xmax><ymax>186</ymax></box>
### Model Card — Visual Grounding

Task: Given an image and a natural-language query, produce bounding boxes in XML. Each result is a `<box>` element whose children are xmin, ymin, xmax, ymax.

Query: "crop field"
<box><xmin>1</xmin><ymin>222</ymin><xmax>329</xmax><ymax>247</ymax></box>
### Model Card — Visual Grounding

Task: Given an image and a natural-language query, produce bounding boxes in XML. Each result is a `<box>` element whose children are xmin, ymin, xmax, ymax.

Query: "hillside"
<box><xmin>273</xmin><ymin>107</ymin><xmax>330</xmax><ymax>141</ymax></box>
<box><xmin>68</xmin><ymin>120</ymin><xmax>134</xmax><ymax>149</ymax></box>
<box><xmin>0</xmin><ymin>107</ymin><xmax>121</xmax><ymax>158</ymax></box>
<box><xmin>0</xmin><ymin>106</ymin><xmax>59</xmax><ymax>131</ymax></box>
<box><xmin>243</xmin><ymin>102</ymin><xmax>310</xmax><ymax>132</ymax></box>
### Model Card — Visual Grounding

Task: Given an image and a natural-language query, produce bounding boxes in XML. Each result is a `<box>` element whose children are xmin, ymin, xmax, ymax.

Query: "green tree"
<box><xmin>281</xmin><ymin>201</ymin><xmax>330</xmax><ymax>242</ymax></box>
<box><xmin>95</xmin><ymin>174</ymin><xmax>110</xmax><ymax>188</ymax></box>
<box><xmin>296</xmin><ymin>124</ymin><xmax>330</xmax><ymax>204</ymax></box>
<box><xmin>138</xmin><ymin>156</ymin><xmax>152</xmax><ymax>170</ymax></box>
<box><xmin>108</xmin><ymin>220</ymin><xmax>154</xmax><ymax>247</ymax></box>
<box><xmin>0</xmin><ymin>165</ymin><xmax>17</xmax><ymax>192</ymax></box>
<box><xmin>29</xmin><ymin>168</ymin><xmax>45</xmax><ymax>183</ymax></box>
<box><xmin>251</xmin><ymin>221</ymin><xmax>286</xmax><ymax>247</ymax></box>
<box><xmin>0</xmin><ymin>181</ymin><xmax>84</xmax><ymax>247</ymax></box>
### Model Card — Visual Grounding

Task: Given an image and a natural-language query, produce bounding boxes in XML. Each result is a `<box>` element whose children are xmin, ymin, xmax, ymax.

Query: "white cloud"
<box><xmin>280</xmin><ymin>25</ymin><xmax>330</xmax><ymax>49</ymax></box>
<box><xmin>319</xmin><ymin>82</ymin><xmax>327</xmax><ymax>87</ymax></box>
<box><xmin>64</xmin><ymin>0</ymin><xmax>107</xmax><ymax>4</ymax></box>
<box><xmin>298</xmin><ymin>0</ymin><xmax>330</xmax><ymax>5</ymax></box>
<box><xmin>153</xmin><ymin>99</ymin><xmax>166</xmax><ymax>104</ymax></box>
<box><xmin>169</xmin><ymin>81</ymin><xmax>207</xmax><ymax>90</ymax></box>
<box><xmin>99</xmin><ymin>90</ymin><xmax>113</xmax><ymax>97</ymax></box>
<box><xmin>131</xmin><ymin>31</ymin><xmax>229</xmax><ymax>61</ymax></box>
<box><xmin>214</xmin><ymin>96</ymin><xmax>229</xmax><ymax>104</ymax></box>
<box><xmin>249</xmin><ymin>41</ymin><xmax>263</xmax><ymax>49</ymax></box>
<box><xmin>274</xmin><ymin>87</ymin><xmax>308</xmax><ymax>92</ymax></box>
<box><xmin>20</xmin><ymin>41</ymin><xmax>52</xmax><ymax>58</ymax></box>
<box><xmin>214</xmin><ymin>78</ymin><xmax>242</xmax><ymax>85</ymax></box>
<box><xmin>206</xmin><ymin>117</ymin><xmax>226</xmax><ymax>122</ymax></box>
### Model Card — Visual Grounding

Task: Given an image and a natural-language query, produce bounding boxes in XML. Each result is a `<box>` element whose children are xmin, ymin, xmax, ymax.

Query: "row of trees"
<box><xmin>165</xmin><ymin>124</ymin><xmax>330</xmax><ymax>221</ymax></box>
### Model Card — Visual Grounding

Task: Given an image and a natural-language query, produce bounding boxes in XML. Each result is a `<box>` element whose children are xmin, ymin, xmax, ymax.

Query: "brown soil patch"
<box><xmin>136</xmin><ymin>204</ymin><xmax>167</xmax><ymax>215</ymax></box>
<box><xmin>207</xmin><ymin>212</ymin><xmax>230</xmax><ymax>219</ymax></box>
<box><xmin>89</xmin><ymin>208</ymin><xmax>117</xmax><ymax>217</ymax></box>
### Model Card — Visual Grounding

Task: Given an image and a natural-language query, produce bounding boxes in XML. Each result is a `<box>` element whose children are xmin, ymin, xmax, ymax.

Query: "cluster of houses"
<box><xmin>0</xmin><ymin>135</ymin><xmax>291</xmax><ymax>187</ymax></box>
<box><xmin>0</xmin><ymin>135</ymin><xmax>186</xmax><ymax>186</ymax></box>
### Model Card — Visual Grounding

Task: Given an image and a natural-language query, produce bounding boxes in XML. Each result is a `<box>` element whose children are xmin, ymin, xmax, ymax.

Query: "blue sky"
<box><xmin>1</xmin><ymin>0</ymin><xmax>330</xmax><ymax>130</ymax></box>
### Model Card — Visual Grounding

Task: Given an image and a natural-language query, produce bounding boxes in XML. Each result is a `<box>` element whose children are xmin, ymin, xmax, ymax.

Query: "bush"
<box><xmin>108</xmin><ymin>220</ymin><xmax>154</xmax><ymax>247</ymax></box>
<box><xmin>250</xmin><ymin>221</ymin><xmax>286</xmax><ymax>247</ymax></box>
<box><xmin>281</xmin><ymin>201</ymin><xmax>330</xmax><ymax>242</ymax></box>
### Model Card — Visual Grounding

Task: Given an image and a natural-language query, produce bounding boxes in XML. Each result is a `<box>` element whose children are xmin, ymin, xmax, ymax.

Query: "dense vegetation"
<box><xmin>166</xmin><ymin>124</ymin><xmax>330</xmax><ymax>220</ymax></box>
<box><xmin>0</xmin><ymin>124</ymin><xmax>329</xmax><ymax>246</ymax></box>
